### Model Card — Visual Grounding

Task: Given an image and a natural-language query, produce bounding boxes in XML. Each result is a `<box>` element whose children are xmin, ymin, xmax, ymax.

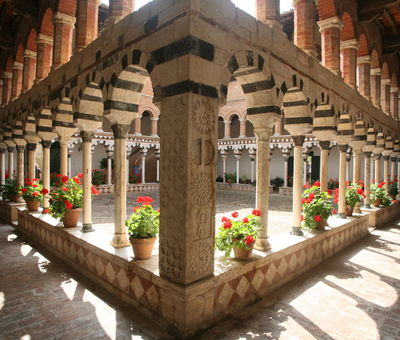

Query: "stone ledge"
<box><xmin>361</xmin><ymin>202</ymin><xmax>400</xmax><ymax>227</ymax></box>
<box><xmin>0</xmin><ymin>200</ymin><xmax>25</xmax><ymax>224</ymax></box>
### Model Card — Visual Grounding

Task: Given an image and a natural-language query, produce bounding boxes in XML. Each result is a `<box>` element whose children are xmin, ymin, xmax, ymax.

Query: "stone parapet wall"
<box><xmin>95</xmin><ymin>183</ymin><xmax>160</xmax><ymax>194</ymax></box>
<box><xmin>0</xmin><ymin>200</ymin><xmax>25</xmax><ymax>224</ymax></box>
<box><xmin>362</xmin><ymin>201</ymin><xmax>400</xmax><ymax>227</ymax></box>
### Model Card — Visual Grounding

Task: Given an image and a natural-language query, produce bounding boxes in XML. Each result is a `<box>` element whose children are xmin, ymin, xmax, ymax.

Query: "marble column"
<box><xmin>363</xmin><ymin>152</ymin><xmax>371</xmax><ymax>208</ymax></box>
<box><xmin>391</xmin><ymin>156</ymin><xmax>397</xmax><ymax>182</ymax></box>
<box><xmin>221</xmin><ymin>151</ymin><xmax>228</xmax><ymax>183</ymax></box>
<box><xmin>374</xmin><ymin>154</ymin><xmax>381</xmax><ymax>183</ymax></box>
<box><xmin>292</xmin><ymin>136</ymin><xmax>305</xmax><ymax>235</ymax></box>
<box><xmin>151</xmin><ymin>117</ymin><xmax>159</xmax><ymax>137</ymax></box>
<box><xmin>7</xmin><ymin>146</ymin><xmax>14</xmax><ymax>176</ymax></box>
<box><xmin>239</xmin><ymin>118</ymin><xmax>246</xmax><ymax>138</ymax></box>
<box><xmin>224</xmin><ymin>121</ymin><xmax>230</xmax><ymax>139</ymax></box>
<box><xmin>383</xmin><ymin>156</ymin><xmax>390</xmax><ymax>191</ymax></box>
<box><xmin>16</xmin><ymin>145</ymin><xmax>25</xmax><ymax>189</ymax></box>
<box><xmin>283</xmin><ymin>150</ymin><xmax>290</xmax><ymax>187</ymax></box>
<box><xmin>353</xmin><ymin>149</ymin><xmax>362</xmax><ymax>184</ymax></box>
<box><xmin>371</xmin><ymin>156</ymin><xmax>375</xmax><ymax>182</ymax></box>
<box><xmin>27</xmin><ymin>143</ymin><xmax>37</xmax><ymax>180</ymax></box>
<box><xmin>141</xmin><ymin>149</ymin><xmax>147</xmax><ymax>184</ymax></box>
<box><xmin>234</xmin><ymin>150</ymin><xmax>241</xmax><ymax>184</ymax></box>
<box><xmin>346</xmin><ymin>149</ymin><xmax>352</xmax><ymax>182</ymax></box>
<box><xmin>68</xmin><ymin>148</ymin><xmax>73</xmax><ymax>177</ymax></box>
<box><xmin>319</xmin><ymin>141</ymin><xmax>330</xmax><ymax>192</ymax></box>
<box><xmin>81</xmin><ymin>131</ymin><xmax>94</xmax><ymax>233</ymax></box>
<box><xmin>0</xmin><ymin>147</ymin><xmax>5</xmax><ymax>185</ymax></box>
<box><xmin>338</xmin><ymin>145</ymin><xmax>348</xmax><ymax>218</ymax></box>
<box><xmin>155</xmin><ymin>150</ymin><xmax>160</xmax><ymax>182</ymax></box>
<box><xmin>59</xmin><ymin>139</ymin><xmax>69</xmax><ymax>176</ymax></box>
<box><xmin>41</xmin><ymin>141</ymin><xmax>51</xmax><ymax>209</ymax></box>
<box><xmin>106</xmin><ymin>150</ymin><xmax>113</xmax><ymax>185</ymax></box>
<box><xmin>302</xmin><ymin>150</ymin><xmax>308</xmax><ymax>185</ymax></box>
<box><xmin>111</xmin><ymin>124</ymin><xmax>130</xmax><ymax>247</ymax></box>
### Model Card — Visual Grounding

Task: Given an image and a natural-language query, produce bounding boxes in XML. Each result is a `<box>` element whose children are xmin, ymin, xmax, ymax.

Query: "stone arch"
<box><xmin>53</xmin><ymin>97</ymin><xmax>76</xmax><ymax>139</ymax></box>
<box><xmin>340</xmin><ymin>12</ymin><xmax>355</xmax><ymax>41</ymax></box>
<box><xmin>229</xmin><ymin>113</ymin><xmax>240</xmax><ymax>139</ymax></box>
<box><xmin>57</xmin><ymin>0</ymin><xmax>77</xmax><ymax>16</ymax></box>
<box><xmin>217</xmin><ymin>116</ymin><xmax>224</xmax><ymax>139</ymax></box>
<box><xmin>141</xmin><ymin>110</ymin><xmax>152</xmax><ymax>136</ymax></box>
<box><xmin>317</xmin><ymin>0</ymin><xmax>337</xmax><ymax>20</ymax></box>
<box><xmin>25</xmin><ymin>29</ymin><xmax>37</xmax><ymax>52</ymax></box>
<box><xmin>40</xmin><ymin>8</ymin><xmax>54</xmax><ymax>37</ymax></box>
<box><xmin>282</xmin><ymin>87</ymin><xmax>312</xmax><ymax>136</ymax></box>
<box><xmin>357</xmin><ymin>33</ymin><xmax>369</xmax><ymax>57</ymax></box>
<box><xmin>75</xmin><ymin>83</ymin><xmax>104</xmax><ymax>132</ymax></box>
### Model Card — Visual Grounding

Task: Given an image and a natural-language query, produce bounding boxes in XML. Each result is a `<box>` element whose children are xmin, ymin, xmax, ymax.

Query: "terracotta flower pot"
<box><xmin>62</xmin><ymin>208</ymin><xmax>82</xmax><ymax>228</ymax></box>
<box><xmin>130</xmin><ymin>237</ymin><xmax>156</xmax><ymax>260</ymax></box>
<box><xmin>345</xmin><ymin>204</ymin><xmax>354</xmax><ymax>217</ymax></box>
<box><xmin>25</xmin><ymin>200</ymin><xmax>40</xmax><ymax>212</ymax></box>
<box><xmin>372</xmin><ymin>199</ymin><xmax>381</xmax><ymax>207</ymax></box>
<box><xmin>232</xmin><ymin>237</ymin><xmax>254</xmax><ymax>260</ymax></box>
<box><xmin>315</xmin><ymin>219</ymin><xmax>327</xmax><ymax>231</ymax></box>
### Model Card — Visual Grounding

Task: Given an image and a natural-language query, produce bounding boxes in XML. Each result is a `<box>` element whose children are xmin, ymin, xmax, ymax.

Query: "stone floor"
<box><xmin>1</xmin><ymin>220</ymin><xmax>399</xmax><ymax>340</ymax></box>
<box><xmin>91</xmin><ymin>189</ymin><xmax>293</xmax><ymax>237</ymax></box>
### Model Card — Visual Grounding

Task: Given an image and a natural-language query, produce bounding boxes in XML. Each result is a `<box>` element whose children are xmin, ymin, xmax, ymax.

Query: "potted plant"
<box><xmin>49</xmin><ymin>173</ymin><xmax>100</xmax><ymax>227</ymax></box>
<box><xmin>92</xmin><ymin>169</ymin><xmax>105</xmax><ymax>186</ymax></box>
<box><xmin>344</xmin><ymin>183</ymin><xmax>365</xmax><ymax>216</ymax></box>
<box><xmin>215</xmin><ymin>210</ymin><xmax>260</xmax><ymax>259</ymax></box>
<box><xmin>224</xmin><ymin>172</ymin><xmax>236</xmax><ymax>185</ymax></box>
<box><xmin>270</xmin><ymin>176</ymin><xmax>284</xmax><ymax>192</ymax></box>
<box><xmin>0</xmin><ymin>176</ymin><xmax>18</xmax><ymax>202</ymax></box>
<box><xmin>388</xmin><ymin>180</ymin><xmax>399</xmax><ymax>200</ymax></box>
<box><xmin>301</xmin><ymin>184</ymin><xmax>334</xmax><ymax>230</ymax></box>
<box><xmin>126</xmin><ymin>196</ymin><xmax>159</xmax><ymax>260</ymax></box>
<box><xmin>18</xmin><ymin>178</ymin><xmax>48</xmax><ymax>211</ymax></box>
<box><xmin>370</xmin><ymin>182</ymin><xmax>390</xmax><ymax>207</ymax></box>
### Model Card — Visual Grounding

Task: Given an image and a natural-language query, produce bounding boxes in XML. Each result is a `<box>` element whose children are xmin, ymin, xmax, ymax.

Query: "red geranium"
<box><xmin>64</xmin><ymin>200</ymin><xmax>73</xmax><ymax>210</ymax></box>
<box><xmin>136</xmin><ymin>196</ymin><xmax>153</xmax><ymax>205</ymax></box>
<box><xmin>21</xmin><ymin>188</ymin><xmax>27</xmax><ymax>193</ymax></box>
<box><xmin>252</xmin><ymin>209</ymin><xmax>261</xmax><ymax>216</ymax></box>
<box><xmin>62</xmin><ymin>187</ymin><xmax>69</xmax><ymax>192</ymax></box>
<box><xmin>243</xmin><ymin>217</ymin><xmax>249</xmax><ymax>223</ymax></box>
<box><xmin>313</xmin><ymin>181</ymin><xmax>320</xmax><ymax>187</ymax></box>
<box><xmin>91</xmin><ymin>186</ymin><xmax>100</xmax><ymax>195</ymax></box>
<box><xmin>41</xmin><ymin>188</ymin><xmax>49</xmax><ymax>195</ymax></box>
<box><xmin>42</xmin><ymin>208</ymin><xmax>49</xmax><ymax>214</ymax></box>
<box><xmin>61</xmin><ymin>176</ymin><xmax>69</xmax><ymax>183</ymax></box>
<box><xmin>223</xmin><ymin>220</ymin><xmax>232</xmax><ymax>229</ymax></box>
<box><xmin>32</xmin><ymin>192</ymin><xmax>38</xmax><ymax>197</ymax></box>
<box><xmin>231</xmin><ymin>211</ymin><xmax>239</xmax><ymax>218</ymax></box>
<box><xmin>314</xmin><ymin>215</ymin><xmax>322</xmax><ymax>222</ymax></box>
<box><xmin>332</xmin><ymin>209</ymin><xmax>337</xmax><ymax>214</ymax></box>
<box><xmin>244</xmin><ymin>235</ymin><xmax>255</xmax><ymax>245</ymax></box>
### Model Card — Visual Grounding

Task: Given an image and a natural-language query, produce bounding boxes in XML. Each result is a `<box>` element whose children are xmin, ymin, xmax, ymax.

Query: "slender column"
<box><xmin>239</xmin><ymin>118</ymin><xmax>246</xmax><ymax>138</ymax></box>
<box><xmin>68</xmin><ymin>149</ymin><xmax>72</xmax><ymax>177</ymax></box>
<box><xmin>283</xmin><ymin>151</ymin><xmax>290</xmax><ymax>187</ymax></box>
<box><xmin>111</xmin><ymin>124</ymin><xmax>130</xmax><ymax>247</ymax></box>
<box><xmin>303</xmin><ymin>150</ymin><xmax>308</xmax><ymax>185</ymax></box>
<box><xmin>357</xmin><ymin>56</ymin><xmax>371</xmax><ymax>99</ymax></box>
<box><xmin>391</xmin><ymin>156</ymin><xmax>397</xmax><ymax>182</ymax></box>
<box><xmin>27</xmin><ymin>143</ymin><xmax>37</xmax><ymax>180</ymax></box>
<box><xmin>16</xmin><ymin>145</ymin><xmax>25</xmax><ymax>189</ymax></box>
<box><xmin>134</xmin><ymin>117</ymin><xmax>142</xmax><ymax>135</ymax></box>
<box><xmin>106</xmin><ymin>151</ymin><xmax>113</xmax><ymax>185</ymax></box>
<box><xmin>340</xmin><ymin>39</ymin><xmax>358</xmax><ymax>88</ymax></box>
<box><xmin>2</xmin><ymin>73</ymin><xmax>12</xmax><ymax>104</ymax></box>
<box><xmin>41</xmin><ymin>141</ymin><xmax>51</xmax><ymax>209</ymax></box>
<box><xmin>224</xmin><ymin>121</ymin><xmax>230</xmax><ymax>139</ymax></box>
<box><xmin>353</xmin><ymin>149</ymin><xmax>362</xmax><ymax>184</ymax></box>
<box><xmin>250</xmin><ymin>153</ymin><xmax>256</xmax><ymax>183</ymax></box>
<box><xmin>363</xmin><ymin>152</ymin><xmax>371</xmax><ymax>208</ymax></box>
<box><xmin>346</xmin><ymin>149</ymin><xmax>352</xmax><ymax>182</ymax></box>
<box><xmin>256</xmin><ymin>0</ymin><xmax>280</xmax><ymax>25</ymax></box>
<box><xmin>59</xmin><ymin>140</ymin><xmax>68</xmax><ymax>176</ymax></box>
<box><xmin>126</xmin><ymin>152</ymin><xmax>129</xmax><ymax>183</ymax></box>
<box><xmin>318</xmin><ymin>17</ymin><xmax>343</xmax><ymax>75</ymax></box>
<box><xmin>11</xmin><ymin>62</ymin><xmax>23</xmax><ymax>99</ymax></box>
<box><xmin>370</xmin><ymin>68</ymin><xmax>381</xmax><ymax>108</ymax></box>
<box><xmin>390</xmin><ymin>87</ymin><xmax>399</xmax><ymax>120</ymax></box>
<box><xmin>7</xmin><ymin>146</ymin><xmax>14</xmax><ymax>175</ymax></box>
<box><xmin>371</xmin><ymin>156</ymin><xmax>375</xmax><ymax>182</ymax></box>
<box><xmin>0</xmin><ymin>148</ymin><xmax>5</xmax><ymax>185</ymax></box>
<box><xmin>76</xmin><ymin>0</ymin><xmax>100</xmax><ymax>51</ymax></box>
<box><xmin>374</xmin><ymin>154</ymin><xmax>381</xmax><ymax>183</ymax></box>
<box><xmin>234</xmin><ymin>151</ymin><xmax>241</xmax><ymax>184</ymax></box>
<box><xmin>81</xmin><ymin>131</ymin><xmax>94</xmax><ymax>232</ymax></box>
<box><xmin>35</xmin><ymin>34</ymin><xmax>53</xmax><ymax>81</ymax></box>
<box><xmin>381</xmin><ymin>79</ymin><xmax>391</xmax><ymax>114</ymax></box>
<box><xmin>150</xmin><ymin>117</ymin><xmax>159</xmax><ymax>137</ymax></box>
<box><xmin>291</xmin><ymin>136</ymin><xmax>305</xmax><ymax>235</ymax></box>
<box><xmin>22</xmin><ymin>50</ymin><xmax>37</xmax><ymax>91</ymax></box>
<box><xmin>141</xmin><ymin>149</ymin><xmax>147</xmax><ymax>184</ymax></box>
<box><xmin>293</xmin><ymin>0</ymin><xmax>316</xmax><ymax>56</ymax></box>
<box><xmin>52</xmin><ymin>12</ymin><xmax>76</xmax><ymax>69</ymax></box>
<box><xmin>155</xmin><ymin>150</ymin><xmax>160</xmax><ymax>182</ymax></box>
<box><xmin>221</xmin><ymin>151</ymin><xmax>227</xmax><ymax>183</ymax></box>
<box><xmin>383</xmin><ymin>156</ymin><xmax>390</xmax><ymax>191</ymax></box>
<box><xmin>338</xmin><ymin>145</ymin><xmax>348</xmax><ymax>218</ymax></box>
<box><xmin>319</xmin><ymin>141</ymin><xmax>330</xmax><ymax>192</ymax></box>
<box><xmin>0</xmin><ymin>80</ymin><xmax>3</xmax><ymax>103</ymax></box>
<box><xmin>398</xmin><ymin>156</ymin><xmax>400</xmax><ymax>191</ymax></box>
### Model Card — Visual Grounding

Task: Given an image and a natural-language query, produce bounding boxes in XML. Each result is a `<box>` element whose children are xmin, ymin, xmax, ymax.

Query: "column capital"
<box><xmin>382</xmin><ymin>155</ymin><xmax>390</xmax><ymax>161</ymax></box>
<box><xmin>41</xmin><ymin>140</ymin><xmax>52</xmax><ymax>148</ymax></box>
<box><xmin>36</xmin><ymin>33</ymin><xmax>53</xmax><ymax>45</ymax></box>
<box><xmin>339</xmin><ymin>144</ymin><xmax>348</xmax><ymax>152</ymax></box>
<box><xmin>23</xmin><ymin>49</ymin><xmax>37</xmax><ymax>59</ymax></box>
<box><xmin>370</xmin><ymin>68</ymin><xmax>381</xmax><ymax>76</ymax></box>
<box><xmin>140</xmin><ymin>149</ymin><xmax>148</xmax><ymax>156</ymax></box>
<box><xmin>381</xmin><ymin>78</ymin><xmax>391</xmax><ymax>85</ymax></box>
<box><xmin>340</xmin><ymin>39</ymin><xmax>358</xmax><ymax>51</ymax></box>
<box><xmin>111</xmin><ymin>124</ymin><xmax>130</xmax><ymax>139</ymax></box>
<box><xmin>27</xmin><ymin>143</ymin><xmax>37</xmax><ymax>151</ymax></box>
<box><xmin>363</xmin><ymin>151</ymin><xmax>372</xmax><ymax>158</ymax></box>
<box><xmin>7</xmin><ymin>146</ymin><xmax>14</xmax><ymax>153</ymax></box>
<box><xmin>150</xmin><ymin>117</ymin><xmax>159</xmax><ymax>121</ymax></box>
<box><xmin>357</xmin><ymin>55</ymin><xmax>371</xmax><ymax>65</ymax></box>
<box><xmin>16</xmin><ymin>144</ymin><xmax>25</xmax><ymax>152</ymax></box>
<box><xmin>319</xmin><ymin>141</ymin><xmax>331</xmax><ymax>150</ymax></box>
<box><xmin>12</xmin><ymin>62</ymin><xmax>24</xmax><ymax>70</ymax></box>
<box><xmin>292</xmin><ymin>136</ymin><xmax>305</xmax><ymax>146</ymax></box>
<box><xmin>317</xmin><ymin>16</ymin><xmax>343</xmax><ymax>32</ymax></box>
<box><xmin>53</xmin><ymin>12</ymin><xmax>77</xmax><ymax>25</ymax></box>
<box><xmin>3</xmin><ymin>72</ymin><xmax>12</xmax><ymax>79</ymax></box>
<box><xmin>390</xmin><ymin>86</ymin><xmax>399</xmax><ymax>93</ymax></box>
<box><xmin>80</xmin><ymin>131</ymin><xmax>94</xmax><ymax>142</ymax></box>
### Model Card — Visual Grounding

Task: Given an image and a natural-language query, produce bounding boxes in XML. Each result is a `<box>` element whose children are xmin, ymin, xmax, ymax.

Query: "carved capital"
<box><xmin>7</xmin><ymin>146</ymin><xmax>14</xmax><ymax>153</ymax></box>
<box><xmin>111</xmin><ymin>124</ymin><xmax>130</xmax><ymax>139</ymax></box>
<box><xmin>363</xmin><ymin>152</ymin><xmax>372</xmax><ymax>158</ymax></box>
<box><xmin>339</xmin><ymin>144</ymin><xmax>348</xmax><ymax>153</ymax></box>
<box><xmin>370</xmin><ymin>68</ymin><xmax>381</xmax><ymax>76</ymax></box>
<box><xmin>80</xmin><ymin>131</ymin><xmax>94</xmax><ymax>143</ymax></box>
<box><xmin>357</xmin><ymin>55</ymin><xmax>371</xmax><ymax>65</ymax></box>
<box><xmin>383</xmin><ymin>155</ymin><xmax>390</xmax><ymax>161</ymax></box>
<box><xmin>27</xmin><ymin>143</ymin><xmax>37</xmax><ymax>151</ymax></box>
<box><xmin>319</xmin><ymin>141</ymin><xmax>331</xmax><ymax>150</ymax></box>
<box><xmin>23</xmin><ymin>49</ymin><xmax>37</xmax><ymax>59</ymax></box>
<box><xmin>318</xmin><ymin>16</ymin><xmax>343</xmax><ymax>32</ymax></box>
<box><xmin>53</xmin><ymin>12</ymin><xmax>76</xmax><ymax>25</ymax></box>
<box><xmin>16</xmin><ymin>145</ymin><xmax>25</xmax><ymax>153</ymax></box>
<box><xmin>41</xmin><ymin>141</ymin><xmax>52</xmax><ymax>149</ymax></box>
<box><xmin>292</xmin><ymin>136</ymin><xmax>305</xmax><ymax>147</ymax></box>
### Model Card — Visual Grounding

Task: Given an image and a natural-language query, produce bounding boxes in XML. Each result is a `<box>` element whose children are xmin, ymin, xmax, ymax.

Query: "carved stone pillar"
<box><xmin>340</xmin><ymin>39</ymin><xmax>358</xmax><ymax>88</ymax></box>
<box><xmin>41</xmin><ymin>141</ymin><xmax>51</xmax><ymax>209</ymax></box>
<box><xmin>22</xmin><ymin>50</ymin><xmax>37</xmax><ymax>91</ymax></box>
<box><xmin>357</xmin><ymin>56</ymin><xmax>371</xmax><ymax>100</ymax></box>
<box><xmin>141</xmin><ymin>149</ymin><xmax>147</xmax><ymax>184</ymax></box>
<box><xmin>223</xmin><ymin>121</ymin><xmax>230</xmax><ymax>139</ymax></box>
<box><xmin>234</xmin><ymin>150</ymin><xmax>242</xmax><ymax>184</ymax></box>
<box><xmin>111</xmin><ymin>124</ymin><xmax>130</xmax><ymax>248</ymax></box>
<box><xmin>338</xmin><ymin>144</ymin><xmax>348</xmax><ymax>218</ymax></box>
<box><xmin>319</xmin><ymin>141</ymin><xmax>330</xmax><ymax>192</ymax></box>
<box><xmin>35</xmin><ymin>34</ymin><xmax>53</xmax><ymax>81</ymax></box>
<box><xmin>370</xmin><ymin>68</ymin><xmax>381</xmax><ymax>109</ymax></box>
<box><xmin>27</xmin><ymin>143</ymin><xmax>37</xmax><ymax>180</ymax></box>
<box><xmin>52</xmin><ymin>12</ymin><xmax>76</xmax><ymax>69</ymax></box>
<box><xmin>353</xmin><ymin>149</ymin><xmax>362</xmax><ymax>184</ymax></box>
<box><xmin>292</xmin><ymin>136</ymin><xmax>305</xmax><ymax>235</ymax></box>
<box><xmin>155</xmin><ymin>150</ymin><xmax>160</xmax><ymax>182</ymax></box>
<box><xmin>318</xmin><ymin>17</ymin><xmax>343</xmax><ymax>76</ymax></box>
<box><xmin>363</xmin><ymin>152</ymin><xmax>371</xmax><ymax>208</ymax></box>
<box><xmin>374</xmin><ymin>154</ymin><xmax>381</xmax><ymax>183</ymax></box>
<box><xmin>81</xmin><ymin>131</ymin><xmax>95</xmax><ymax>233</ymax></box>
<box><xmin>7</xmin><ymin>146</ymin><xmax>14</xmax><ymax>176</ymax></box>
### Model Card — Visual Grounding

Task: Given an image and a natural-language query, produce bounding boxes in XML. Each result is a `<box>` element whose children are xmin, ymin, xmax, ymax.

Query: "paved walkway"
<box><xmin>1</xmin><ymin>221</ymin><xmax>399</xmax><ymax>340</ymax></box>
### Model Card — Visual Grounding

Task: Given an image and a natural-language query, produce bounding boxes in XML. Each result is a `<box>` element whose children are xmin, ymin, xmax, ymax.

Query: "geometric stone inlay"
<box><xmin>218</xmin><ymin>284</ymin><xmax>234</xmax><ymax>306</ymax></box>
<box><xmin>236</xmin><ymin>276</ymin><xmax>250</xmax><ymax>298</ymax></box>
<box><xmin>131</xmin><ymin>275</ymin><xmax>145</xmax><ymax>299</ymax></box>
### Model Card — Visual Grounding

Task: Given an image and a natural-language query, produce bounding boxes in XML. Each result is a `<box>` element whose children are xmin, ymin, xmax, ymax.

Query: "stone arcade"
<box><xmin>0</xmin><ymin>0</ymin><xmax>400</xmax><ymax>338</ymax></box>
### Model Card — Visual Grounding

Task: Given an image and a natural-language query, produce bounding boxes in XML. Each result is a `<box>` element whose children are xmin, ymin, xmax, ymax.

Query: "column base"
<box><xmin>338</xmin><ymin>213</ymin><xmax>347</xmax><ymax>219</ymax></box>
<box><xmin>254</xmin><ymin>238</ymin><xmax>271</xmax><ymax>251</ymax></box>
<box><xmin>111</xmin><ymin>233</ymin><xmax>131</xmax><ymax>248</ymax></box>
<box><xmin>363</xmin><ymin>204</ymin><xmax>371</xmax><ymax>209</ymax></box>
<box><xmin>290</xmin><ymin>226</ymin><xmax>303</xmax><ymax>236</ymax></box>
<box><xmin>81</xmin><ymin>223</ymin><xmax>95</xmax><ymax>233</ymax></box>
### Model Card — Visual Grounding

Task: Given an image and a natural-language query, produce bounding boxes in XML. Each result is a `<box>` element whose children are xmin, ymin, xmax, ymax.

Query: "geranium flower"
<box><xmin>73</xmin><ymin>177</ymin><xmax>81</xmax><ymax>184</ymax></box>
<box><xmin>21</xmin><ymin>188</ymin><xmax>27</xmax><ymax>193</ymax></box>
<box><xmin>25</xmin><ymin>180</ymin><xmax>32</xmax><ymax>186</ymax></box>
<box><xmin>328</xmin><ymin>189</ymin><xmax>333</xmax><ymax>195</ymax></box>
<box><xmin>357</xmin><ymin>188</ymin><xmax>364</xmax><ymax>195</ymax></box>
<box><xmin>252</xmin><ymin>209</ymin><xmax>261</xmax><ymax>216</ymax></box>
<box><xmin>61</xmin><ymin>176</ymin><xmax>69</xmax><ymax>183</ymax></box>
<box><xmin>303</xmin><ymin>184</ymin><xmax>309</xmax><ymax>188</ymax></box>
<box><xmin>231</xmin><ymin>211</ymin><xmax>239</xmax><ymax>218</ymax></box>
<box><xmin>300</xmin><ymin>214</ymin><xmax>304</xmax><ymax>221</ymax></box>
<box><xmin>32</xmin><ymin>178</ymin><xmax>39</xmax><ymax>182</ymax></box>
<box><xmin>313</xmin><ymin>181</ymin><xmax>320</xmax><ymax>187</ymax></box>
<box><xmin>332</xmin><ymin>209</ymin><xmax>337</xmax><ymax>214</ymax></box>
<box><xmin>56</xmin><ymin>174</ymin><xmax>63</xmax><ymax>178</ymax></box>
<box><xmin>301</xmin><ymin>198</ymin><xmax>307</xmax><ymax>204</ymax></box>
<box><xmin>64</xmin><ymin>200</ymin><xmax>73</xmax><ymax>210</ymax></box>
<box><xmin>243</xmin><ymin>217</ymin><xmax>249</xmax><ymax>223</ymax></box>
<box><xmin>32</xmin><ymin>192</ymin><xmax>39</xmax><ymax>196</ymax></box>
<box><xmin>392</xmin><ymin>200</ymin><xmax>398</xmax><ymax>204</ymax></box>
<box><xmin>244</xmin><ymin>235</ymin><xmax>255</xmax><ymax>245</ymax></box>
<box><xmin>223</xmin><ymin>220</ymin><xmax>232</xmax><ymax>229</ymax></box>
<box><xmin>62</xmin><ymin>187</ymin><xmax>69</xmax><ymax>192</ymax></box>
<box><xmin>314</xmin><ymin>215</ymin><xmax>321</xmax><ymax>222</ymax></box>
<box><xmin>133</xmin><ymin>206</ymin><xmax>140</xmax><ymax>212</ymax></box>
<box><xmin>91</xmin><ymin>186</ymin><xmax>100</xmax><ymax>195</ymax></box>
<box><xmin>42</xmin><ymin>208</ymin><xmax>49</xmax><ymax>214</ymax></box>
<box><xmin>41</xmin><ymin>188</ymin><xmax>49</xmax><ymax>195</ymax></box>
<box><xmin>32</xmin><ymin>184</ymin><xmax>38</xmax><ymax>188</ymax></box>
<box><xmin>222</xmin><ymin>216</ymin><xmax>228</xmax><ymax>222</ymax></box>
<box><xmin>77</xmin><ymin>173</ymin><xmax>83</xmax><ymax>179</ymax></box>
<box><xmin>309</xmin><ymin>193</ymin><xmax>315</xmax><ymax>200</ymax></box>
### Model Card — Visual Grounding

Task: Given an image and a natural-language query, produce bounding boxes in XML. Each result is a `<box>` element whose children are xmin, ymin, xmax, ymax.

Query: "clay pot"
<box><xmin>372</xmin><ymin>199</ymin><xmax>381</xmax><ymax>207</ymax></box>
<box><xmin>25</xmin><ymin>200</ymin><xmax>40</xmax><ymax>212</ymax></box>
<box><xmin>345</xmin><ymin>204</ymin><xmax>354</xmax><ymax>217</ymax></box>
<box><xmin>10</xmin><ymin>193</ymin><xmax>24</xmax><ymax>203</ymax></box>
<box><xmin>62</xmin><ymin>208</ymin><xmax>82</xmax><ymax>228</ymax></box>
<box><xmin>315</xmin><ymin>219</ymin><xmax>327</xmax><ymax>231</ymax></box>
<box><xmin>390</xmin><ymin>194</ymin><xmax>397</xmax><ymax>200</ymax></box>
<box><xmin>232</xmin><ymin>238</ymin><xmax>254</xmax><ymax>260</ymax></box>
<box><xmin>130</xmin><ymin>237</ymin><xmax>156</xmax><ymax>260</ymax></box>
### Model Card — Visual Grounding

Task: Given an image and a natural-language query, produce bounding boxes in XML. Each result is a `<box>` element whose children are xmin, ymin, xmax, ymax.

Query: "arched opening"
<box><xmin>141</xmin><ymin>111</ymin><xmax>152</xmax><ymax>136</ymax></box>
<box><xmin>246</xmin><ymin>120</ymin><xmax>254</xmax><ymax>137</ymax></box>
<box><xmin>340</xmin><ymin>12</ymin><xmax>355</xmax><ymax>41</ymax></box>
<box><xmin>230</xmin><ymin>114</ymin><xmax>240</xmax><ymax>138</ymax></box>
<box><xmin>40</xmin><ymin>8</ymin><xmax>54</xmax><ymax>37</ymax></box>
<box><xmin>58</xmin><ymin>0</ymin><xmax>77</xmax><ymax>16</ymax></box>
<box><xmin>218</xmin><ymin>116</ymin><xmax>224</xmax><ymax>139</ymax></box>
<box><xmin>358</xmin><ymin>34</ymin><xmax>368</xmax><ymax>57</ymax></box>
<box><xmin>316</xmin><ymin>0</ymin><xmax>336</xmax><ymax>20</ymax></box>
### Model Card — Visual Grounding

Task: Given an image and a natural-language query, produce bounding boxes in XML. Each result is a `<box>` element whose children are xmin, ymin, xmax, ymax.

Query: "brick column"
<box><xmin>107</xmin><ymin>0</ymin><xmax>134</xmax><ymax>25</ymax></box>
<box><xmin>2</xmin><ymin>73</ymin><xmax>12</xmax><ymax>104</ymax></box>
<box><xmin>35</xmin><ymin>34</ymin><xmax>53</xmax><ymax>81</ymax></box>
<box><xmin>256</xmin><ymin>0</ymin><xmax>280</xmax><ymax>25</ymax></box>
<box><xmin>340</xmin><ymin>39</ymin><xmax>358</xmax><ymax>88</ymax></box>
<box><xmin>357</xmin><ymin>56</ymin><xmax>371</xmax><ymax>100</ymax></box>
<box><xmin>22</xmin><ymin>50</ymin><xmax>37</xmax><ymax>92</ymax></box>
<box><xmin>370</xmin><ymin>68</ymin><xmax>381</xmax><ymax>109</ymax></box>
<box><xmin>76</xmin><ymin>0</ymin><xmax>100</xmax><ymax>51</ymax></box>
<box><xmin>390</xmin><ymin>87</ymin><xmax>399</xmax><ymax>120</ymax></box>
<box><xmin>11</xmin><ymin>62</ymin><xmax>23</xmax><ymax>100</ymax></box>
<box><xmin>293</xmin><ymin>0</ymin><xmax>316</xmax><ymax>56</ymax></box>
<box><xmin>318</xmin><ymin>17</ymin><xmax>343</xmax><ymax>76</ymax></box>
<box><xmin>381</xmin><ymin>78</ymin><xmax>391</xmax><ymax>114</ymax></box>
<box><xmin>52</xmin><ymin>12</ymin><xmax>76</xmax><ymax>69</ymax></box>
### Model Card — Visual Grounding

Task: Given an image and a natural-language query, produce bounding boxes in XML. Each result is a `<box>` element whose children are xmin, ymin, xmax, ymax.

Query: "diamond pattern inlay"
<box><xmin>131</xmin><ymin>275</ymin><xmax>145</xmax><ymax>299</ymax></box>
<box><xmin>251</xmin><ymin>269</ymin><xmax>264</xmax><ymax>291</ymax></box>
<box><xmin>218</xmin><ymin>284</ymin><xmax>234</xmax><ymax>306</ymax></box>
<box><xmin>236</xmin><ymin>276</ymin><xmax>250</xmax><ymax>298</ymax></box>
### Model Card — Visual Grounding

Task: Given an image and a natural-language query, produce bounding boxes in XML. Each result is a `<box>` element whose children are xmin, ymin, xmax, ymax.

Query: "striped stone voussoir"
<box><xmin>283</xmin><ymin>87</ymin><xmax>312</xmax><ymax>136</ymax></box>
<box><xmin>23</xmin><ymin>115</ymin><xmax>40</xmax><ymax>144</ymax></box>
<box><xmin>53</xmin><ymin>98</ymin><xmax>76</xmax><ymax>138</ymax></box>
<box><xmin>12</xmin><ymin>120</ymin><xmax>26</xmax><ymax>146</ymax></box>
<box><xmin>313</xmin><ymin>103</ymin><xmax>337</xmax><ymax>140</ymax></box>
<box><xmin>74</xmin><ymin>83</ymin><xmax>103</xmax><ymax>131</ymax></box>
<box><xmin>37</xmin><ymin>108</ymin><xmax>56</xmax><ymax>141</ymax></box>
<box><xmin>336</xmin><ymin>113</ymin><xmax>354</xmax><ymax>145</ymax></box>
<box><xmin>3</xmin><ymin>124</ymin><xmax>15</xmax><ymax>147</ymax></box>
